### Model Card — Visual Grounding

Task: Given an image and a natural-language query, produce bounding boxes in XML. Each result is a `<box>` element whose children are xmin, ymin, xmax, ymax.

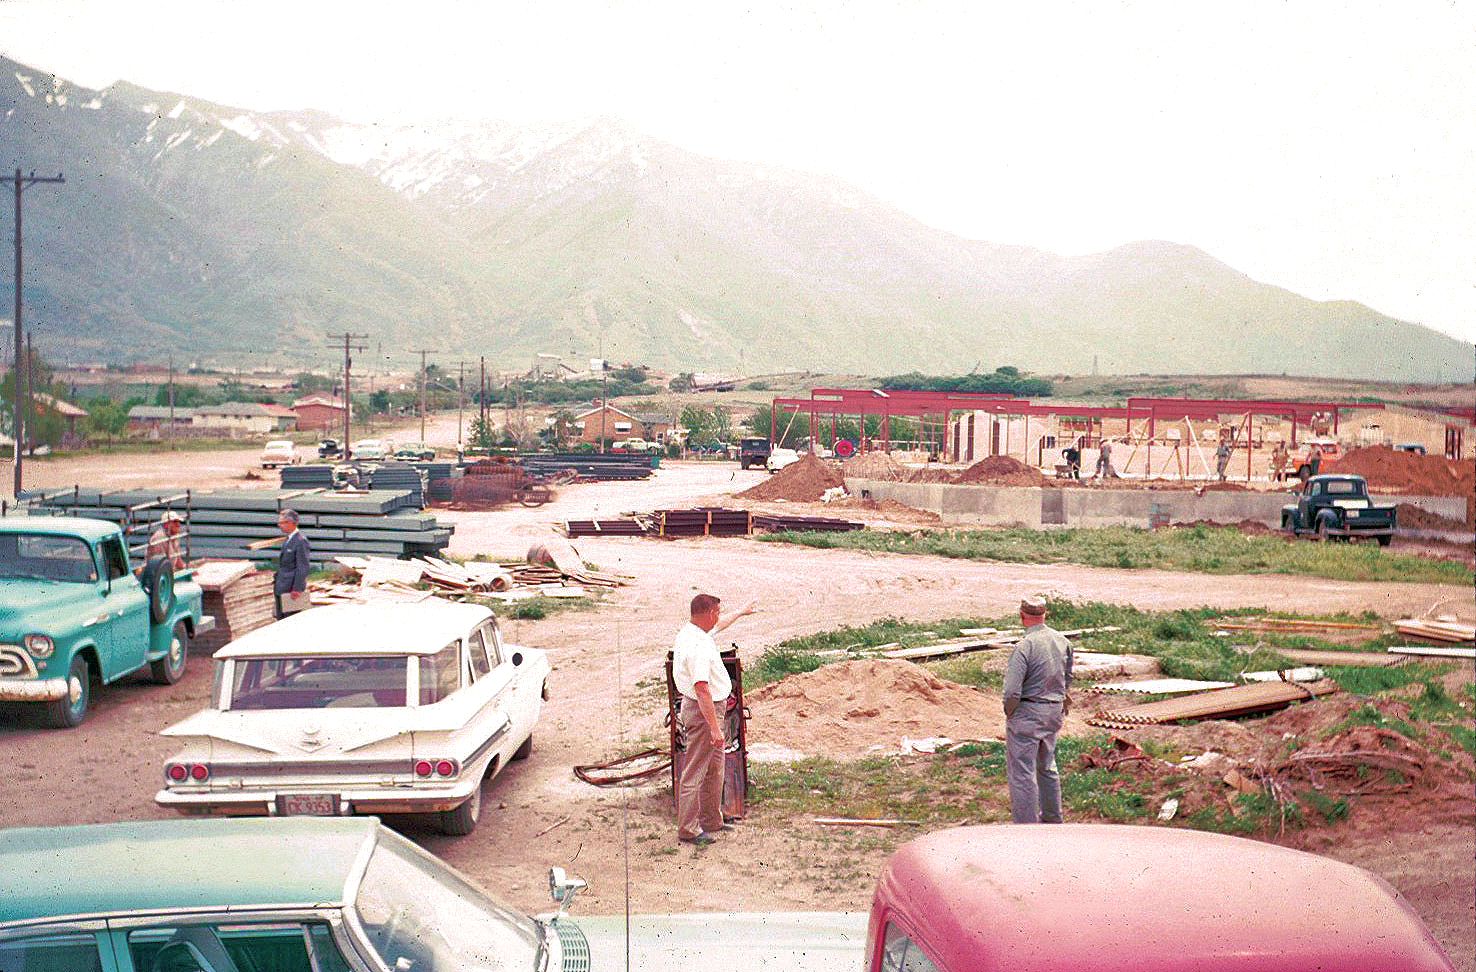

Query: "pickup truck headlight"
<box><xmin>23</xmin><ymin>635</ymin><xmax>54</xmax><ymax>658</ymax></box>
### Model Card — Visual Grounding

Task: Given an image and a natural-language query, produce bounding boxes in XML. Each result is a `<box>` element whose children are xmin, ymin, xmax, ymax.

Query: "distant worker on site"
<box><xmin>273</xmin><ymin>509</ymin><xmax>311</xmax><ymax>618</ymax></box>
<box><xmin>1002</xmin><ymin>595</ymin><xmax>1073</xmax><ymax>824</ymax></box>
<box><xmin>1307</xmin><ymin>442</ymin><xmax>1324</xmax><ymax>478</ymax></box>
<box><xmin>1215</xmin><ymin>440</ymin><xmax>1232</xmax><ymax>481</ymax></box>
<box><xmin>672</xmin><ymin>592</ymin><xmax>755</xmax><ymax>846</ymax></box>
<box><xmin>146</xmin><ymin>510</ymin><xmax>186</xmax><ymax>570</ymax></box>
<box><xmin>1061</xmin><ymin>443</ymin><xmax>1081</xmax><ymax>479</ymax></box>
<box><xmin>1270</xmin><ymin>442</ymin><xmax>1289</xmax><ymax>482</ymax></box>
<box><xmin>1094</xmin><ymin>438</ymin><xmax>1118</xmax><ymax>478</ymax></box>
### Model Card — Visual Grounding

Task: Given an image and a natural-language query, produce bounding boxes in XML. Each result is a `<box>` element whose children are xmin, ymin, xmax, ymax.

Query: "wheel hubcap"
<box><xmin>67</xmin><ymin>675</ymin><xmax>83</xmax><ymax>705</ymax></box>
<box><xmin>170</xmin><ymin>638</ymin><xmax>183</xmax><ymax>665</ymax></box>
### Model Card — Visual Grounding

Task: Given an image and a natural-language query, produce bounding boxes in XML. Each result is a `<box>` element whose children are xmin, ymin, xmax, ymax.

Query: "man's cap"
<box><xmin>160</xmin><ymin>510</ymin><xmax>184</xmax><ymax>523</ymax></box>
<box><xmin>1020</xmin><ymin>595</ymin><xmax>1048</xmax><ymax>616</ymax></box>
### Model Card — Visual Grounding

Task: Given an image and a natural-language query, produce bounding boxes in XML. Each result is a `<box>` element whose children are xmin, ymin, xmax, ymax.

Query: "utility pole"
<box><xmin>413</xmin><ymin>349</ymin><xmax>433</xmax><ymax>442</ymax></box>
<box><xmin>326</xmin><ymin>331</ymin><xmax>367</xmax><ymax>457</ymax></box>
<box><xmin>25</xmin><ymin>332</ymin><xmax>34</xmax><ymax>453</ymax></box>
<box><xmin>168</xmin><ymin>354</ymin><xmax>176</xmax><ymax>449</ymax></box>
<box><xmin>479</xmin><ymin>356</ymin><xmax>486</xmax><ymax>452</ymax></box>
<box><xmin>4</xmin><ymin>168</ymin><xmax>64</xmax><ymax>496</ymax></box>
<box><xmin>457</xmin><ymin>361</ymin><xmax>466</xmax><ymax>450</ymax></box>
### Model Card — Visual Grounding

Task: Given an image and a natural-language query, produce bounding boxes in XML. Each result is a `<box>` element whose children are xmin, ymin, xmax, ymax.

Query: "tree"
<box><xmin>669</xmin><ymin>372</ymin><xmax>695</xmax><ymax>392</ymax></box>
<box><xmin>679</xmin><ymin>406</ymin><xmax>717</xmax><ymax>446</ymax></box>
<box><xmin>468</xmin><ymin>416</ymin><xmax>497</xmax><ymax>454</ymax></box>
<box><xmin>85</xmin><ymin>399</ymin><xmax>128</xmax><ymax>444</ymax></box>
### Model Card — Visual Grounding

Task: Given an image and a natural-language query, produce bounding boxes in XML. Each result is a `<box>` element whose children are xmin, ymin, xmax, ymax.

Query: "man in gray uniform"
<box><xmin>1002</xmin><ymin>595</ymin><xmax>1073</xmax><ymax>823</ymax></box>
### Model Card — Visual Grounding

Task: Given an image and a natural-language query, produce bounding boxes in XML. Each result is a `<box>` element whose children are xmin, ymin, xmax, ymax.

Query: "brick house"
<box><xmin>292</xmin><ymin>396</ymin><xmax>348</xmax><ymax>433</ymax></box>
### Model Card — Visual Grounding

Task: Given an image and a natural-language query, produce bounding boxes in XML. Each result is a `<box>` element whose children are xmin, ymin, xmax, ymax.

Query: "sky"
<box><xmin>1</xmin><ymin>0</ymin><xmax>1474</xmax><ymax>345</ymax></box>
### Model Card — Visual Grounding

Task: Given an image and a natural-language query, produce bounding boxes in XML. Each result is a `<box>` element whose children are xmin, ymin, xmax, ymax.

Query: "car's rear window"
<box><xmin>1322</xmin><ymin>480</ymin><xmax>1361</xmax><ymax>495</ymax></box>
<box><xmin>228</xmin><ymin>657</ymin><xmax>409</xmax><ymax>709</ymax></box>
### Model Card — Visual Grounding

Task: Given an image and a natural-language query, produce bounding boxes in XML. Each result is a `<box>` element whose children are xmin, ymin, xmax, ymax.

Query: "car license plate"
<box><xmin>277</xmin><ymin>793</ymin><xmax>340</xmax><ymax>816</ymax></box>
<box><xmin>1346</xmin><ymin>509</ymin><xmax>1359</xmax><ymax>518</ymax></box>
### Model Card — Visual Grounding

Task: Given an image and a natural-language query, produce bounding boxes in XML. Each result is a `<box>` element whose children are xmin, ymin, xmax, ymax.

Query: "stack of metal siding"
<box><xmin>413</xmin><ymin>462</ymin><xmax>459</xmax><ymax>504</ymax></box>
<box><xmin>279</xmin><ymin>464</ymin><xmax>337</xmax><ymax>489</ymax></box>
<box><xmin>21</xmin><ymin>487</ymin><xmax>452</xmax><ymax>566</ymax></box>
<box><xmin>363</xmin><ymin>462</ymin><xmax>428</xmax><ymax>508</ymax></box>
<box><xmin>657</xmin><ymin>508</ymin><xmax>752</xmax><ymax>537</ymax></box>
<box><xmin>520</xmin><ymin>453</ymin><xmax>654</xmax><ymax>480</ymax></box>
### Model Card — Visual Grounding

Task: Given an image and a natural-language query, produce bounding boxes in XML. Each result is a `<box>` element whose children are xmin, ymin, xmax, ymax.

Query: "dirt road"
<box><xmin>0</xmin><ymin>459</ymin><xmax>1470</xmax><ymax>965</ymax></box>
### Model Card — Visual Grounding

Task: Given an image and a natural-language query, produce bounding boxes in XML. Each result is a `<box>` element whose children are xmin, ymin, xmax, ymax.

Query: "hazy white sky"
<box><xmin>2</xmin><ymin>0</ymin><xmax>1473</xmax><ymax>344</ymax></box>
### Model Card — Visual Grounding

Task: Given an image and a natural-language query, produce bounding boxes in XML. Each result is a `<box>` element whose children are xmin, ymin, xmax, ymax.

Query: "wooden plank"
<box><xmin>1388</xmin><ymin>644</ymin><xmax>1476</xmax><ymax>660</ymax></box>
<box><xmin>1266</xmin><ymin>648</ymin><xmax>1404</xmax><ymax>668</ymax></box>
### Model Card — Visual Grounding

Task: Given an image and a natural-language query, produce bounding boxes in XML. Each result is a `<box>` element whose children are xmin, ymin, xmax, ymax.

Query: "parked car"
<box><xmin>739</xmin><ymin>436</ymin><xmax>772</xmax><ymax>469</ymax></box>
<box><xmin>1394</xmin><ymin>443</ymin><xmax>1427</xmax><ymax>455</ymax></box>
<box><xmin>392</xmin><ymin>441</ymin><xmax>435</xmax><ymax>460</ymax></box>
<box><xmin>0</xmin><ymin>817</ymin><xmax>866</xmax><ymax>972</ymax></box>
<box><xmin>259</xmin><ymin>439</ymin><xmax>299</xmax><ymax>468</ymax></box>
<box><xmin>349</xmin><ymin>438</ymin><xmax>388</xmax><ymax>460</ymax></box>
<box><xmin>1281</xmin><ymin>474</ymin><xmax>1396</xmax><ymax>545</ymax></box>
<box><xmin>317</xmin><ymin>437</ymin><xmax>342</xmax><ymax>458</ymax></box>
<box><xmin>863</xmin><ymin>824</ymin><xmax>1455</xmax><ymax>972</ymax></box>
<box><xmin>766</xmin><ymin>447</ymin><xmax>800</xmax><ymax>473</ymax></box>
<box><xmin>0</xmin><ymin>517</ymin><xmax>211</xmax><ymax>728</ymax></box>
<box><xmin>156</xmin><ymin>601</ymin><xmax>547</xmax><ymax>835</ymax></box>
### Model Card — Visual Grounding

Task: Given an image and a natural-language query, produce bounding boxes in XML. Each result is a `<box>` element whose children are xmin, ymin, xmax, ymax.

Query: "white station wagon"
<box><xmin>155</xmin><ymin>601</ymin><xmax>549</xmax><ymax>835</ymax></box>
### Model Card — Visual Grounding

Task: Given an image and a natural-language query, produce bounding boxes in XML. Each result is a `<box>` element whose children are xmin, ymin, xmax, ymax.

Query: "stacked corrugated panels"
<box><xmin>1088</xmin><ymin>680</ymin><xmax>1339</xmax><ymax>729</ymax></box>
<box><xmin>191</xmin><ymin>561</ymin><xmax>275</xmax><ymax>652</ymax></box>
<box><xmin>521</xmin><ymin>453</ymin><xmax>654</xmax><ymax>480</ymax></box>
<box><xmin>364</xmin><ymin>462</ymin><xmax>428</xmax><ymax>508</ymax></box>
<box><xmin>564</xmin><ymin>518</ymin><xmax>651</xmax><ymax>537</ymax></box>
<box><xmin>23</xmin><ymin>488</ymin><xmax>452</xmax><ymax>566</ymax></box>
<box><xmin>658</xmin><ymin>508</ymin><xmax>752</xmax><ymax>537</ymax></box>
<box><xmin>279</xmin><ymin>465</ymin><xmax>337</xmax><ymax>489</ymax></box>
<box><xmin>414</xmin><ymin>462</ymin><xmax>459</xmax><ymax>504</ymax></box>
<box><xmin>751</xmin><ymin>513</ymin><xmax>865</xmax><ymax>533</ymax></box>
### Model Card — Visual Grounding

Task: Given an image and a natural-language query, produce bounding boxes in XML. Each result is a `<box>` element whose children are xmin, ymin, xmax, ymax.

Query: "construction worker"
<box><xmin>1002</xmin><ymin>596</ymin><xmax>1073</xmax><ymax>824</ymax></box>
<box><xmin>1094</xmin><ymin>438</ymin><xmax>1118</xmax><ymax>478</ymax></box>
<box><xmin>146</xmin><ymin>511</ymin><xmax>186</xmax><ymax>570</ymax></box>
<box><xmin>1215</xmin><ymin>440</ymin><xmax>1232</xmax><ymax>481</ymax></box>
<box><xmin>1270</xmin><ymin>442</ymin><xmax>1289</xmax><ymax>482</ymax></box>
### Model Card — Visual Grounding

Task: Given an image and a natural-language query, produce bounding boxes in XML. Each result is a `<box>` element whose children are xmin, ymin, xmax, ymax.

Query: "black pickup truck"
<box><xmin>1281</xmin><ymin>474</ymin><xmax>1396</xmax><ymax>545</ymax></box>
<box><xmin>739</xmin><ymin>437</ymin><xmax>772</xmax><ymax>470</ymax></box>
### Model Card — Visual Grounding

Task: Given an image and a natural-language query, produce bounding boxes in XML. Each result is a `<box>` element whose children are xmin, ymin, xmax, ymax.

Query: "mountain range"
<box><xmin>1</xmin><ymin>54</ymin><xmax>1470</xmax><ymax>381</ymax></box>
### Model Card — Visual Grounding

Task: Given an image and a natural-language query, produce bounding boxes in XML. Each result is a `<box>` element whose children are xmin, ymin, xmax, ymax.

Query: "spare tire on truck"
<box><xmin>140</xmin><ymin>557</ymin><xmax>176</xmax><ymax>623</ymax></box>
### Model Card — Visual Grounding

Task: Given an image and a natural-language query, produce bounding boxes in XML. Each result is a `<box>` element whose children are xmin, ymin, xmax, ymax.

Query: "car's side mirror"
<box><xmin>548</xmin><ymin>866</ymin><xmax>587</xmax><ymax>920</ymax></box>
<box><xmin>511</xmin><ymin>651</ymin><xmax>523</xmax><ymax>667</ymax></box>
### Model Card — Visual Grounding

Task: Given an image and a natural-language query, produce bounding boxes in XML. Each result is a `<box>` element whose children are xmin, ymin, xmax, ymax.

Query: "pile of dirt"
<box><xmin>1332</xmin><ymin>446</ymin><xmax>1474</xmax><ymax>498</ymax></box>
<box><xmin>746</xmin><ymin>659</ymin><xmax>1006</xmax><ymax>758</ymax></box>
<box><xmin>904</xmin><ymin>466</ymin><xmax>958</xmax><ymax>483</ymax></box>
<box><xmin>840</xmin><ymin>451</ymin><xmax>907</xmax><ymax>481</ymax></box>
<box><xmin>952</xmin><ymin>455</ymin><xmax>1051</xmax><ymax>487</ymax></box>
<box><xmin>1395</xmin><ymin>503</ymin><xmax>1468</xmax><ymax>531</ymax></box>
<box><xmin>737</xmin><ymin>454</ymin><xmax>844</xmax><ymax>502</ymax></box>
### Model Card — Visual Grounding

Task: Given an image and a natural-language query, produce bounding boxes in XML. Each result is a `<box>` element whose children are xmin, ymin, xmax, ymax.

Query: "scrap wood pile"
<box><xmin>1087</xmin><ymin>680</ymin><xmax>1341</xmax><ymax>730</ymax></box>
<box><xmin>311</xmin><ymin>552</ymin><xmax>626</xmax><ymax>606</ymax></box>
<box><xmin>564</xmin><ymin>507</ymin><xmax>864</xmax><ymax>538</ymax></box>
<box><xmin>191</xmin><ymin>560</ymin><xmax>274</xmax><ymax>652</ymax></box>
<box><xmin>1393</xmin><ymin>615</ymin><xmax>1475</xmax><ymax>645</ymax></box>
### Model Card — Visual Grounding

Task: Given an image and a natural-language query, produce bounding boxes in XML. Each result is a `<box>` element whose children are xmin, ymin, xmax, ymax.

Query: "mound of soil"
<box><xmin>746</xmin><ymin>659</ymin><xmax>1005</xmax><ymax>758</ymax></box>
<box><xmin>1396</xmin><ymin>503</ymin><xmax>1469</xmax><ymax>531</ymax></box>
<box><xmin>953</xmin><ymin>455</ymin><xmax>1050</xmax><ymax>487</ymax></box>
<box><xmin>904</xmin><ymin>466</ymin><xmax>958</xmax><ymax>483</ymax></box>
<box><xmin>840</xmin><ymin>451</ymin><xmax>907</xmax><ymax>481</ymax></box>
<box><xmin>737</xmin><ymin>454</ymin><xmax>844</xmax><ymax>502</ymax></box>
<box><xmin>1332</xmin><ymin>446</ymin><xmax>1474</xmax><ymax>498</ymax></box>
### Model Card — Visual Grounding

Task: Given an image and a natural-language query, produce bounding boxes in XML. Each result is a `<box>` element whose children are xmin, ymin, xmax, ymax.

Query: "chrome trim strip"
<box><xmin>188</xmin><ymin>758</ymin><xmax>413</xmax><ymax>778</ymax></box>
<box><xmin>0</xmin><ymin>647</ymin><xmax>37</xmax><ymax>677</ymax></box>
<box><xmin>0</xmin><ymin>906</ymin><xmax>339</xmax><ymax>935</ymax></box>
<box><xmin>0</xmin><ymin>918</ymin><xmax>110</xmax><ymax>942</ymax></box>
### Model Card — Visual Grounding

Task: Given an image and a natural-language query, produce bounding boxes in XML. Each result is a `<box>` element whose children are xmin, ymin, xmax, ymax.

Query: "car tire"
<box><xmin>512</xmin><ymin>733</ymin><xmax>533</xmax><ymax>761</ymax></box>
<box><xmin>439</xmin><ymin>780</ymin><xmax>483</xmax><ymax>836</ymax></box>
<box><xmin>1376</xmin><ymin>535</ymin><xmax>1392</xmax><ymax>547</ymax></box>
<box><xmin>150</xmin><ymin>621</ymin><xmax>189</xmax><ymax>685</ymax></box>
<box><xmin>140</xmin><ymin>558</ymin><xmax>177</xmax><ymax>624</ymax></box>
<box><xmin>45</xmin><ymin>654</ymin><xmax>92</xmax><ymax>729</ymax></box>
<box><xmin>1315</xmin><ymin>513</ymin><xmax>1336</xmax><ymax>542</ymax></box>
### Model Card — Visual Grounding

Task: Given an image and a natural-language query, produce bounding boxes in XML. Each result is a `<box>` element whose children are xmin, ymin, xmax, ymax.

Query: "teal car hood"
<box><xmin>569</xmin><ymin>911</ymin><xmax>866</xmax><ymax>971</ymax></box>
<box><xmin>0</xmin><ymin>579</ymin><xmax>95</xmax><ymax>628</ymax></box>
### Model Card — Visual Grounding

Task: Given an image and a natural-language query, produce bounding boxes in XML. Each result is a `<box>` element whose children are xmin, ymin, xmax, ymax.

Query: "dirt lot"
<box><xmin>1</xmin><ymin>457</ymin><xmax>1471</xmax><ymax>965</ymax></box>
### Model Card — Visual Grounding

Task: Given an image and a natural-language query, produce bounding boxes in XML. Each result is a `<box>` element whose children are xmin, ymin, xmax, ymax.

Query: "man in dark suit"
<box><xmin>274</xmin><ymin>508</ymin><xmax>311</xmax><ymax>618</ymax></box>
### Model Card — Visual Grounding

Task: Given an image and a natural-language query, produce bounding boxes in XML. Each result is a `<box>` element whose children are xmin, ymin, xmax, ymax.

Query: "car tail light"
<box><xmin>435</xmin><ymin>760</ymin><xmax>458</xmax><ymax>778</ymax></box>
<box><xmin>166</xmin><ymin>764</ymin><xmax>188</xmax><ymax>783</ymax></box>
<box><xmin>190</xmin><ymin>764</ymin><xmax>210</xmax><ymax>782</ymax></box>
<box><xmin>414</xmin><ymin>760</ymin><xmax>433</xmax><ymax>778</ymax></box>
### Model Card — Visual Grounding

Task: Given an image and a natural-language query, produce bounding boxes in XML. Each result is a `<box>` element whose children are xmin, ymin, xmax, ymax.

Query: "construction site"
<box><xmin>1</xmin><ymin>390</ymin><xmax>1472</xmax><ymax>967</ymax></box>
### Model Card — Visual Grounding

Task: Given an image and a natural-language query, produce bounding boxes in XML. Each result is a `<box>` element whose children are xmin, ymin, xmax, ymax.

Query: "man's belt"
<box><xmin>1019</xmin><ymin>697</ymin><xmax>1062</xmax><ymax>704</ymax></box>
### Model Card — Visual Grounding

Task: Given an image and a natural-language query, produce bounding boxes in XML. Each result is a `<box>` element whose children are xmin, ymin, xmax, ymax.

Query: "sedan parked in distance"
<box><xmin>349</xmin><ymin>438</ymin><xmax>389</xmax><ymax>460</ymax></box>
<box><xmin>156</xmin><ymin>602</ymin><xmax>548</xmax><ymax>835</ymax></box>
<box><xmin>259</xmin><ymin>439</ymin><xmax>299</xmax><ymax>468</ymax></box>
<box><xmin>392</xmin><ymin>441</ymin><xmax>435</xmax><ymax>461</ymax></box>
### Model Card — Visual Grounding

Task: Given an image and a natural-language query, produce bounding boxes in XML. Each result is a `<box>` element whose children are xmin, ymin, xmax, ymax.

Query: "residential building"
<box><xmin>192</xmin><ymin>402</ymin><xmax>293</xmax><ymax>436</ymax></box>
<box><xmin>291</xmin><ymin>396</ymin><xmax>348</xmax><ymax>432</ymax></box>
<box><xmin>126</xmin><ymin>405</ymin><xmax>196</xmax><ymax>437</ymax></box>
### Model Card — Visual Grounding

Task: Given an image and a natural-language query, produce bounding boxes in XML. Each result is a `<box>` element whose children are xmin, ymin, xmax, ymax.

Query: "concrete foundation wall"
<box><xmin>847</xmin><ymin>478</ymin><xmax>1468</xmax><ymax>528</ymax></box>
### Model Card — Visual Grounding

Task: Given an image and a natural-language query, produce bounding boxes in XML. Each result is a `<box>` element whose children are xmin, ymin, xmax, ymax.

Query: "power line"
<box><xmin>3</xmin><ymin>168</ymin><xmax>64</xmax><ymax>496</ymax></box>
<box><xmin>325</xmin><ymin>331</ymin><xmax>368</xmax><ymax>456</ymax></box>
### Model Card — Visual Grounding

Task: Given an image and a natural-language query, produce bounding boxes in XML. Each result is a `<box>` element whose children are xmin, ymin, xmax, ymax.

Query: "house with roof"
<box><xmin>192</xmin><ymin>402</ymin><xmax>296</xmax><ymax>436</ymax></box>
<box><xmin>127</xmin><ymin>405</ymin><xmax>196</xmax><ymax>437</ymax></box>
<box><xmin>571</xmin><ymin>404</ymin><xmax>672</xmax><ymax>445</ymax></box>
<box><xmin>292</xmin><ymin>395</ymin><xmax>348</xmax><ymax>432</ymax></box>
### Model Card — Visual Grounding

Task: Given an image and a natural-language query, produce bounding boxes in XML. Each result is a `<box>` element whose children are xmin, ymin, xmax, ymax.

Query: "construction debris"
<box><xmin>1393</xmin><ymin>617</ymin><xmax>1476</xmax><ymax>644</ymax></box>
<box><xmin>1088</xmin><ymin>679</ymin><xmax>1340</xmax><ymax>729</ymax></box>
<box><xmin>1254</xmin><ymin>647</ymin><xmax>1405</xmax><ymax>668</ymax></box>
<box><xmin>192</xmin><ymin>560</ymin><xmax>274</xmax><ymax>652</ymax></box>
<box><xmin>1241</xmin><ymin>668</ymin><xmax>1326</xmax><ymax>682</ymax></box>
<box><xmin>1212</xmin><ymin>617</ymin><xmax>1385</xmax><ymax>637</ymax></box>
<box><xmin>1090</xmin><ymin>678</ymin><xmax>1234</xmax><ymax>695</ymax></box>
<box><xmin>1388</xmin><ymin>644</ymin><xmax>1476</xmax><ymax>660</ymax></box>
<box><xmin>564</xmin><ymin>508</ymin><xmax>864</xmax><ymax>538</ymax></box>
<box><xmin>312</xmin><ymin>554</ymin><xmax>625</xmax><ymax>607</ymax></box>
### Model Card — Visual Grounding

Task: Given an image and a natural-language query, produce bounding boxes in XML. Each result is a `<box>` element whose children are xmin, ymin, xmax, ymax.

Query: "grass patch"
<box><xmin>759</xmin><ymin>526</ymin><xmax>1472</xmax><ymax>585</ymax></box>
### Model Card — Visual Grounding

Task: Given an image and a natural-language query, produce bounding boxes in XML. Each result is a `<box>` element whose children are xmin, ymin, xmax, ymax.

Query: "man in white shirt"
<box><xmin>672</xmin><ymin>592</ymin><xmax>754</xmax><ymax>845</ymax></box>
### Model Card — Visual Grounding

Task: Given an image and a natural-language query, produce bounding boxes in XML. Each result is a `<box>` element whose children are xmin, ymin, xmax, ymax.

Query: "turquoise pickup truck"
<box><xmin>0</xmin><ymin>516</ymin><xmax>212</xmax><ymax>728</ymax></box>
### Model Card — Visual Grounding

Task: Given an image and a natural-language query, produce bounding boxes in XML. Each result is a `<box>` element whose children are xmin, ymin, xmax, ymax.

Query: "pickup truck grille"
<box><xmin>553</xmin><ymin>921</ymin><xmax>590</xmax><ymax>972</ymax></box>
<box><xmin>0</xmin><ymin>647</ymin><xmax>38</xmax><ymax>677</ymax></box>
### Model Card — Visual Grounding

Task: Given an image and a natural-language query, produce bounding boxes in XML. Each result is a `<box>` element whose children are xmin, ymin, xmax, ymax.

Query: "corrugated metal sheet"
<box><xmin>1089</xmin><ymin>679</ymin><xmax>1339</xmax><ymax>729</ymax></box>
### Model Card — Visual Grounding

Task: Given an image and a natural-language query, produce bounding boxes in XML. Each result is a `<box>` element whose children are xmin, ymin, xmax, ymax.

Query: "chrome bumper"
<box><xmin>0</xmin><ymin>677</ymin><xmax>69</xmax><ymax>702</ymax></box>
<box><xmin>156</xmin><ymin>780</ymin><xmax>479</xmax><ymax>815</ymax></box>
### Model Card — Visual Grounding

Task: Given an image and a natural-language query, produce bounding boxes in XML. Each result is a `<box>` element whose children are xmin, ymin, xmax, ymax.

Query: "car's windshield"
<box><xmin>354</xmin><ymin>830</ymin><xmax>541</xmax><ymax>972</ymax></box>
<box><xmin>0</xmin><ymin>534</ymin><xmax>98</xmax><ymax>583</ymax></box>
<box><xmin>228</xmin><ymin>656</ymin><xmax>409</xmax><ymax>709</ymax></box>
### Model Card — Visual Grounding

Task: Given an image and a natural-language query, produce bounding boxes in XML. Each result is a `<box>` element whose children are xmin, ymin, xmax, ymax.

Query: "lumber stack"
<box><xmin>313</xmin><ymin>555</ymin><xmax>628</xmax><ymax>607</ymax></box>
<box><xmin>1088</xmin><ymin>680</ymin><xmax>1339</xmax><ymax>729</ymax></box>
<box><xmin>1393</xmin><ymin>617</ymin><xmax>1476</xmax><ymax>644</ymax></box>
<box><xmin>191</xmin><ymin>561</ymin><xmax>275</xmax><ymax>652</ymax></box>
<box><xmin>22</xmin><ymin>487</ymin><xmax>453</xmax><ymax>565</ymax></box>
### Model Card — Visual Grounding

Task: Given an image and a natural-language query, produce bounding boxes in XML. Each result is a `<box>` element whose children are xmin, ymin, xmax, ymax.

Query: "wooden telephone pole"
<box><xmin>4</xmin><ymin>169</ymin><xmax>64</xmax><ymax>496</ymax></box>
<box><xmin>326</xmin><ymin>332</ymin><xmax>368</xmax><ymax>457</ymax></box>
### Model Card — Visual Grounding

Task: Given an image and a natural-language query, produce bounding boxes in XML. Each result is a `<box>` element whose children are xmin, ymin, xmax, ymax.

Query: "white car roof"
<box><xmin>265</xmin><ymin>440</ymin><xmax>293</xmax><ymax>447</ymax></box>
<box><xmin>216</xmin><ymin>602</ymin><xmax>494</xmax><ymax>659</ymax></box>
